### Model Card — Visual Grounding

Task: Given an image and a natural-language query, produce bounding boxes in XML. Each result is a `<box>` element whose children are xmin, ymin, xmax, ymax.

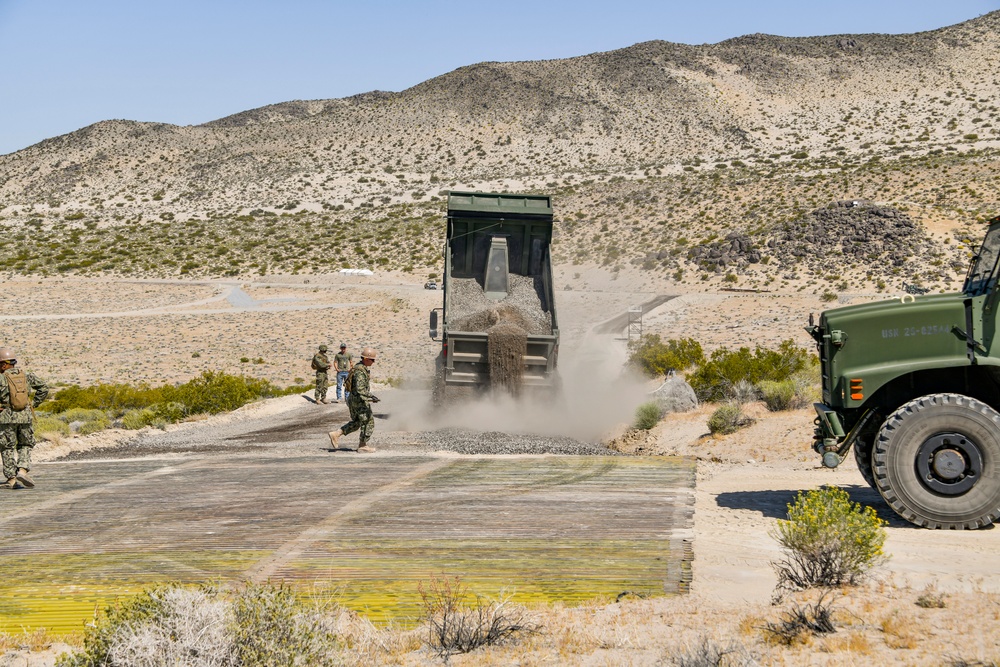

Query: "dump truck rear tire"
<box><xmin>873</xmin><ymin>393</ymin><xmax>1000</xmax><ymax>529</ymax></box>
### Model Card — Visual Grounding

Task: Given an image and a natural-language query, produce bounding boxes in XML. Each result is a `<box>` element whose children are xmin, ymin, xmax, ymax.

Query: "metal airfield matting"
<box><xmin>0</xmin><ymin>453</ymin><xmax>695</xmax><ymax>633</ymax></box>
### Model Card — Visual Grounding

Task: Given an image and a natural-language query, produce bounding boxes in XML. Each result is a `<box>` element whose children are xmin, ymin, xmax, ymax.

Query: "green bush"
<box><xmin>688</xmin><ymin>339</ymin><xmax>811</xmax><ymax>402</ymax></box>
<box><xmin>34</xmin><ymin>416</ymin><xmax>70</xmax><ymax>437</ymax></box>
<box><xmin>231</xmin><ymin>582</ymin><xmax>339</xmax><ymax>666</ymax></box>
<box><xmin>758</xmin><ymin>380</ymin><xmax>798</xmax><ymax>411</ymax></box>
<box><xmin>152</xmin><ymin>401</ymin><xmax>187</xmax><ymax>423</ymax></box>
<box><xmin>77</xmin><ymin>415</ymin><xmax>111</xmax><ymax>435</ymax></box>
<box><xmin>771</xmin><ymin>486</ymin><xmax>887</xmax><ymax>591</ymax></box>
<box><xmin>707</xmin><ymin>402</ymin><xmax>754</xmax><ymax>435</ymax></box>
<box><xmin>55</xmin><ymin>408</ymin><xmax>108</xmax><ymax>424</ymax></box>
<box><xmin>628</xmin><ymin>335</ymin><xmax>705</xmax><ymax>378</ymax></box>
<box><xmin>634</xmin><ymin>401</ymin><xmax>664</xmax><ymax>430</ymax></box>
<box><xmin>121</xmin><ymin>408</ymin><xmax>162</xmax><ymax>430</ymax></box>
<box><xmin>759</xmin><ymin>368</ymin><xmax>818</xmax><ymax>411</ymax></box>
<box><xmin>44</xmin><ymin>373</ymin><xmax>304</xmax><ymax>433</ymax></box>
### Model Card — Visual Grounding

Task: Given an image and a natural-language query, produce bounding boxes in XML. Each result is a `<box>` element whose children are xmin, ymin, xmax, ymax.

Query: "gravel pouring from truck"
<box><xmin>807</xmin><ymin>215</ymin><xmax>1000</xmax><ymax>529</ymax></box>
<box><xmin>429</xmin><ymin>191</ymin><xmax>559</xmax><ymax>400</ymax></box>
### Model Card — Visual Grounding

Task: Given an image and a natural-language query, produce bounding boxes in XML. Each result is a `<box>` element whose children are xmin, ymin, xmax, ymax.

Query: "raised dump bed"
<box><xmin>430</xmin><ymin>191</ymin><xmax>559</xmax><ymax>399</ymax></box>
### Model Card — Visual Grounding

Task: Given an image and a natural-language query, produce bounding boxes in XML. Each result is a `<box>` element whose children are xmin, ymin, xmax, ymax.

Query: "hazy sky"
<box><xmin>0</xmin><ymin>0</ymin><xmax>997</xmax><ymax>155</ymax></box>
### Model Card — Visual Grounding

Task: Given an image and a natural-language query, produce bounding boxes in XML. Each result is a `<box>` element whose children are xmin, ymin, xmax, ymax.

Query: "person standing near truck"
<box><xmin>329</xmin><ymin>347</ymin><xmax>379</xmax><ymax>452</ymax></box>
<box><xmin>311</xmin><ymin>344</ymin><xmax>332</xmax><ymax>404</ymax></box>
<box><xmin>333</xmin><ymin>343</ymin><xmax>353</xmax><ymax>403</ymax></box>
<box><xmin>0</xmin><ymin>348</ymin><xmax>49</xmax><ymax>489</ymax></box>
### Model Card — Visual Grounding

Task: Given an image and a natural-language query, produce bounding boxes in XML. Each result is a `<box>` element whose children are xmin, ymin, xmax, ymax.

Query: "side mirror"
<box><xmin>429</xmin><ymin>310</ymin><xmax>439</xmax><ymax>341</ymax></box>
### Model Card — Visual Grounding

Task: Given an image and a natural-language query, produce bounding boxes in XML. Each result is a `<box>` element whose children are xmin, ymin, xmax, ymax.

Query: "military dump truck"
<box><xmin>807</xmin><ymin>215</ymin><xmax>1000</xmax><ymax>529</ymax></box>
<box><xmin>429</xmin><ymin>191</ymin><xmax>559</xmax><ymax>400</ymax></box>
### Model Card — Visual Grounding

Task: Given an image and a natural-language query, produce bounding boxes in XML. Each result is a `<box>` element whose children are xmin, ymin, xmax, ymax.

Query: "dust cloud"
<box><xmin>384</xmin><ymin>332</ymin><xmax>649</xmax><ymax>443</ymax></box>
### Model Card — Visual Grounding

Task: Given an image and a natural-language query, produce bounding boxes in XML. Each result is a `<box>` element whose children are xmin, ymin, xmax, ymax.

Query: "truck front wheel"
<box><xmin>853</xmin><ymin>437</ymin><xmax>876</xmax><ymax>490</ymax></box>
<box><xmin>874</xmin><ymin>393</ymin><xmax>1000</xmax><ymax>529</ymax></box>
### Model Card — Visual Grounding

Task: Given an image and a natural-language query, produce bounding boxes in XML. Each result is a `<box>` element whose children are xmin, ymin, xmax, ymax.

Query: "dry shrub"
<box><xmin>880</xmin><ymin>610</ymin><xmax>920</xmax><ymax>650</ymax></box>
<box><xmin>915</xmin><ymin>585</ymin><xmax>948</xmax><ymax>609</ymax></box>
<box><xmin>668</xmin><ymin>636</ymin><xmax>755</xmax><ymax>666</ymax></box>
<box><xmin>737</xmin><ymin>614</ymin><xmax>764</xmax><ymax>637</ymax></box>
<box><xmin>820</xmin><ymin>629</ymin><xmax>874</xmax><ymax>655</ymax></box>
<box><xmin>332</xmin><ymin>607</ymin><xmax>421</xmax><ymax>665</ymax></box>
<box><xmin>419</xmin><ymin>575</ymin><xmax>540</xmax><ymax>658</ymax></box>
<box><xmin>727</xmin><ymin>379</ymin><xmax>758</xmax><ymax>405</ymax></box>
<box><xmin>0</xmin><ymin>628</ymin><xmax>57</xmax><ymax>652</ymax></box>
<box><xmin>55</xmin><ymin>582</ymin><xmax>340</xmax><ymax>667</ymax></box>
<box><xmin>762</xmin><ymin>592</ymin><xmax>838</xmax><ymax>646</ymax></box>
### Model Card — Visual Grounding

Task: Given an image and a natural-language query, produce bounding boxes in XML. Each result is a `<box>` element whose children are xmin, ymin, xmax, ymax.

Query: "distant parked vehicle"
<box><xmin>424</xmin><ymin>281</ymin><xmax>438</xmax><ymax>290</ymax></box>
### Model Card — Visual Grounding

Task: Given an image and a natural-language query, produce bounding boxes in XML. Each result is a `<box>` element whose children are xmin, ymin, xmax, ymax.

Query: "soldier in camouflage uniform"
<box><xmin>0</xmin><ymin>348</ymin><xmax>49</xmax><ymax>489</ymax></box>
<box><xmin>329</xmin><ymin>347</ymin><xmax>380</xmax><ymax>452</ymax></box>
<box><xmin>312</xmin><ymin>344</ymin><xmax>332</xmax><ymax>404</ymax></box>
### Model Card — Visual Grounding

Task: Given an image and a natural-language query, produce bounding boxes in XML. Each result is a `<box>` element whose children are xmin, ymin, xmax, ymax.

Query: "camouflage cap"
<box><xmin>319</xmin><ymin>344</ymin><xmax>328</xmax><ymax>352</ymax></box>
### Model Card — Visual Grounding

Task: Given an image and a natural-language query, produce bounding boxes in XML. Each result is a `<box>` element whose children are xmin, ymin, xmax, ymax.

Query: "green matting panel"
<box><xmin>0</xmin><ymin>454</ymin><xmax>695</xmax><ymax>632</ymax></box>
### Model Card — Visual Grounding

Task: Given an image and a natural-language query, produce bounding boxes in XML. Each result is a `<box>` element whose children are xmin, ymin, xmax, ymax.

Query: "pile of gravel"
<box><xmin>448</xmin><ymin>275</ymin><xmax>552</xmax><ymax>335</ymax></box>
<box><xmin>407</xmin><ymin>428</ymin><xmax>617</xmax><ymax>456</ymax></box>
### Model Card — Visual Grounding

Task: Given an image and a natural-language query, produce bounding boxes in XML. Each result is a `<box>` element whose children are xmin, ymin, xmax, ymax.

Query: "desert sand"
<box><xmin>5</xmin><ymin>271</ymin><xmax>1000</xmax><ymax>665</ymax></box>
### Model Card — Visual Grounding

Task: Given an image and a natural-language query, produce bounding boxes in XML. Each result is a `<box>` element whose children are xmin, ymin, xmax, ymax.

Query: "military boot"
<box><xmin>328</xmin><ymin>430</ymin><xmax>342</xmax><ymax>449</ymax></box>
<box><xmin>357</xmin><ymin>441</ymin><xmax>375</xmax><ymax>453</ymax></box>
<box><xmin>15</xmin><ymin>468</ymin><xmax>34</xmax><ymax>488</ymax></box>
<box><xmin>1</xmin><ymin>478</ymin><xmax>16</xmax><ymax>489</ymax></box>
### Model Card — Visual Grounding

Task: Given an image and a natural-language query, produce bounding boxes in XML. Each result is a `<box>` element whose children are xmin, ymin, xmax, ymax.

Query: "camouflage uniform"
<box><xmin>312</xmin><ymin>347</ymin><xmax>332</xmax><ymax>403</ymax></box>
<box><xmin>0</xmin><ymin>367</ymin><xmax>49</xmax><ymax>483</ymax></box>
<box><xmin>333</xmin><ymin>349</ymin><xmax>353</xmax><ymax>401</ymax></box>
<box><xmin>339</xmin><ymin>361</ymin><xmax>375</xmax><ymax>446</ymax></box>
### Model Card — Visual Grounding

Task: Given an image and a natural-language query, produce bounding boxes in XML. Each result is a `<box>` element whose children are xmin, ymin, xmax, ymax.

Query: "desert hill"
<box><xmin>0</xmin><ymin>11</ymin><xmax>998</xmax><ymax>293</ymax></box>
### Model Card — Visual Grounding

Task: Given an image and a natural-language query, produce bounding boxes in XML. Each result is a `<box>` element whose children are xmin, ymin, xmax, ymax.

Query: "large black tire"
<box><xmin>853</xmin><ymin>437</ymin><xmax>876</xmax><ymax>490</ymax></box>
<box><xmin>874</xmin><ymin>393</ymin><xmax>1000</xmax><ymax>529</ymax></box>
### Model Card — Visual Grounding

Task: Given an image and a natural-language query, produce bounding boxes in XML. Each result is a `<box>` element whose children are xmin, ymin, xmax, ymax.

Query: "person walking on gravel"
<box><xmin>329</xmin><ymin>347</ymin><xmax>380</xmax><ymax>452</ymax></box>
<box><xmin>0</xmin><ymin>348</ymin><xmax>49</xmax><ymax>489</ymax></box>
<box><xmin>311</xmin><ymin>344</ymin><xmax>332</xmax><ymax>404</ymax></box>
<box><xmin>333</xmin><ymin>343</ymin><xmax>353</xmax><ymax>403</ymax></box>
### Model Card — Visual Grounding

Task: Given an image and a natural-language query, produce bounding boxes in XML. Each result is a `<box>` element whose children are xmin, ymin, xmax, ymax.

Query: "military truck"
<box><xmin>429</xmin><ymin>191</ymin><xmax>559</xmax><ymax>399</ymax></box>
<box><xmin>807</xmin><ymin>215</ymin><xmax>1000</xmax><ymax>529</ymax></box>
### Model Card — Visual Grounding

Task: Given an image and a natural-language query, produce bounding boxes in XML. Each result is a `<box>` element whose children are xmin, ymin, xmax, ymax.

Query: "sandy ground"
<box><xmin>5</xmin><ymin>270</ymin><xmax>1000</xmax><ymax>664</ymax></box>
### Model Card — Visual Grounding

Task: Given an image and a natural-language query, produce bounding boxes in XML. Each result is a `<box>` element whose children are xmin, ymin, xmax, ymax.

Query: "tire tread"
<box><xmin>874</xmin><ymin>393</ymin><xmax>1000</xmax><ymax>530</ymax></box>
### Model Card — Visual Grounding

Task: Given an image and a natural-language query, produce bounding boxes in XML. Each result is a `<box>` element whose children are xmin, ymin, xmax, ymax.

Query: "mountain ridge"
<box><xmin>0</xmin><ymin>11</ymin><xmax>998</xmax><ymax>294</ymax></box>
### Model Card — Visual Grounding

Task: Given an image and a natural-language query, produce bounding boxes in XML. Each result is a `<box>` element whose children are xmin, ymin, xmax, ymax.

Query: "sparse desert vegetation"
<box><xmin>2</xmin><ymin>9</ymin><xmax>1000</xmax><ymax>667</ymax></box>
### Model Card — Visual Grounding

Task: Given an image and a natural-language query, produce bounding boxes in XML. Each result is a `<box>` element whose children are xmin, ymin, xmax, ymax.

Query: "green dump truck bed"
<box><xmin>430</xmin><ymin>191</ymin><xmax>559</xmax><ymax>396</ymax></box>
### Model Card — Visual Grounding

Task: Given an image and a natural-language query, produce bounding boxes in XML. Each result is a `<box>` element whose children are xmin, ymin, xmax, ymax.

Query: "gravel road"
<box><xmin>57</xmin><ymin>390</ymin><xmax>619</xmax><ymax>460</ymax></box>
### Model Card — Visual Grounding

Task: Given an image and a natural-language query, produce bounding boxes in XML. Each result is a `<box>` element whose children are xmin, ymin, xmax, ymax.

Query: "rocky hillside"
<box><xmin>0</xmin><ymin>11</ymin><xmax>998</xmax><ymax>293</ymax></box>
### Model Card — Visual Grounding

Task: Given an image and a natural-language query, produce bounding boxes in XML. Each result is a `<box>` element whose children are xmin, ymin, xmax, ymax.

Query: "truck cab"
<box><xmin>808</xmin><ymin>215</ymin><xmax>1000</xmax><ymax>528</ymax></box>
